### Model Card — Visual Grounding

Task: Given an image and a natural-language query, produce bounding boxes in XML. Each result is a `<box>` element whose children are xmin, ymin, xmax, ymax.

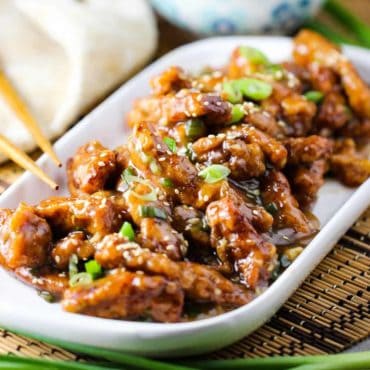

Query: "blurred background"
<box><xmin>154</xmin><ymin>0</ymin><xmax>370</xmax><ymax>55</ymax></box>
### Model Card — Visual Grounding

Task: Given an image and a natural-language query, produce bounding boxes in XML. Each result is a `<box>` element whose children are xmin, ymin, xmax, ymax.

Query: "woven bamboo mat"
<box><xmin>0</xmin><ymin>0</ymin><xmax>369</xmax><ymax>362</ymax></box>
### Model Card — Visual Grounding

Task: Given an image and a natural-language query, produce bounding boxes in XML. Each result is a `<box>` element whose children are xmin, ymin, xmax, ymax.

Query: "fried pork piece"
<box><xmin>173</xmin><ymin>205</ymin><xmax>210</xmax><ymax>248</ymax></box>
<box><xmin>36</xmin><ymin>192</ymin><xmax>128</xmax><ymax>237</ymax></box>
<box><xmin>128</xmin><ymin>121</ymin><xmax>201</xmax><ymax>205</ymax></box>
<box><xmin>316</xmin><ymin>91</ymin><xmax>351</xmax><ymax>131</ymax></box>
<box><xmin>284</xmin><ymin>135</ymin><xmax>333</xmax><ymax>165</ymax></box>
<box><xmin>138</xmin><ymin>218</ymin><xmax>188</xmax><ymax>261</ymax></box>
<box><xmin>293</xmin><ymin>30</ymin><xmax>370</xmax><ymax>119</ymax></box>
<box><xmin>330</xmin><ymin>139</ymin><xmax>370</xmax><ymax>186</ymax></box>
<box><xmin>63</xmin><ymin>269</ymin><xmax>184</xmax><ymax>322</ymax></box>
<box><xmin>280</xmin><ymin>94</ymin><xmax>317</xmax><ymax>136</ymax></box>
<box><xmin>261</xmin><ymin>170</ymin><xmax>313</xmax><ymax>235</ymax></box>
<box><xmin>206</xmin><ymin>184</ymin><xmax>276</xmax><ymax>289</ymax></box>
<box><xmin>0</xmin><ymin>204</ymin><xmax>51</xmax><ymax>269</ymax></box>
<box><xmin>127</xmin><ymin>90</ymin><xmax>231</xmax><ymax>127</ymax></box>
<box><xmin>67</xmin><ymin>141</ymin><xmax>117</xmax><ymax>196</ymax></box>
<box><xmin>150</xmin><ymin>66</ymin><xmax>191</xmax><ymax>96</ymax></box>
<box><xmin>192</xmin><ymin>134</ymin><xmax>266</xmax><ymax>180</ymax></box>
<box><xmin>222</xmin><ymin>124</ymin><xmax>287</xmax><ymax>168</ymax></box>
<box><xmin>94</xmin><ymin>234</ymin><xmax>251</xmax><ymax>306</ymax></box>
<box><xmin>339</xmin><ymin>117</ymin><xmax>370</xmax><ymax>142</ymax></box>
<box><xmin>288</xmin><ymin>159</ymin><xmax>328</xmax><ymax>208</ymax></box>
<box><xmin>15</xmin><ymin>267</ymin><xmax>68</xmax><ymax>298</ymax></box>
<box><xmin>52</xmin><ymin>231</ymin><xmax>94</xmax><ymax>270</ymax></box>
<box><xmin>245</xmin><ymin>109</ymin><xmax>284</xmax><ymax>138</ymax></box>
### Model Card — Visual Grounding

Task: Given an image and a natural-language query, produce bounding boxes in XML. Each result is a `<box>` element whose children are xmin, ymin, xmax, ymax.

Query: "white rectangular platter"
<box><xmin>0</xmin><ymin>36</ymin><xmax>369</xmax><ymax>357</ymax></box>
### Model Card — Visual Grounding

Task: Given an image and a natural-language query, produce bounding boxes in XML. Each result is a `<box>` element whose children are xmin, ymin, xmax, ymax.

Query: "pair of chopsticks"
<box><xmin>0</xmin><ymin>70</ymin><xmax>60</xmax><ymax>190</ymax></box>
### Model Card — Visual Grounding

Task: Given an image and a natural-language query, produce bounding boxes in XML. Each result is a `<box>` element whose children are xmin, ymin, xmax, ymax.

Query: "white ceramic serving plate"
<box><xmin>0</xmin><ymin>37</ymin><xmax>369</xmax><ymax>358</ymax></box>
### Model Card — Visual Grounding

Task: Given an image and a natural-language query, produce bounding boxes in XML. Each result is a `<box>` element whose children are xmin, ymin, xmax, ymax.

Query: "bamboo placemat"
<box><xmin>0</xmin><ymin>0</ymin><xmax>369</xmax><ymax>362</ymax></box>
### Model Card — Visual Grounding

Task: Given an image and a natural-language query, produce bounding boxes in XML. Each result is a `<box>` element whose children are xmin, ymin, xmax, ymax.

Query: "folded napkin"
<box><xmin>0</xmin><ymin>0</ymin><xmax>157</xmax><ymax>162</ymax></box>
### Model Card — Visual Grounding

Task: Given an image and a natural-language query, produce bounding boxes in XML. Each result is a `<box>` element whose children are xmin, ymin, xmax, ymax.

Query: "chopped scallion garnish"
<box><xmin>122</xmin><ymin>167</ymin><xmax>136</xmax><ymax>184</ymax></box>
<box><xmin>119</xmin><ymin>221</ymin><xmax>135</xmax><ymax>241</ymax></box>
<box><xmin>149</xmin><ymin>159</ymin><xmax>161</xmax><ymax>174</ymax></box>
<box><xmin>85</xmin><ymin>260</ymin><xmax>103</xmax><ymax>279</ymax></box>
<box><xmin>234</xmin><ymin>78</ymin><xmax>273</xmax><ymax>101</ymax></box>
<box><xmin>163</xmin><ymin>137</ymin><xmax>177</xmax><ymax>153</ymax></box>
<box><xmin>69</xmin><ymin>272</ymin><xmax>93</xmax><ymax>287</ymax></box>
<box><xmin>185</xmin><ymin>119</ymin><xmax>206</xmax><ymax>140</ymax></box>
<box><xmin>229</xmin><ymin>104</ymin><xmax>245</xmax><ymax>124</ymax></box>
<box><xmin>304</xmin><ymin>90</ymin><xmax>324</xmax><ymax>103</ymax></box>
<box><xmin>160</xmin><ymin>177</ymin><xmax>174</xmax><ymax>188</ymax></box>
<box><xmin>265</xmin><ymin>201</ymin><xmax>278</xmax><ymax>214</ymax></box>
<box><xmin>68</xmin><ymin>254</ymin><xmax>78</xmax><ymax>278</ymax></box>
<box><xmin>238</xmin><ymin>45</ymin><xmax>269</xmax><ymax>65</ymax></box>
<box><xmin>223</xmin><ymin>78</ymin><xmax>272</xmax><ymax>103</ymax></box>
<box><xmin>222</xmin><ymin>81</ymin><xmax>243</xmax><ymax>104</ymax></box>
<box><xmin>38</xmin><ymin>290</ymin><xmax>55</xmax><ymax>303</ymax></box>
<box><xmin>198</xmin><ymin>164</ymin><xmax>230</xmax><ymax>183</ymax></box>
<box><xmin>123</xmin><ymin>170</ymin><xmax>158</xmax><ymax>202</ymax></box>
<box><xmin>138</xmin><ymin>205</ymin><xmax>167</xmax><ymax>220</ymax></box>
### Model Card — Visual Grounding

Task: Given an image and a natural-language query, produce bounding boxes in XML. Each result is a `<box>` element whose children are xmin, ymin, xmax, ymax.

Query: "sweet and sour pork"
<box><xmin>0</xmin><ymin>31</ymin><xmax>369</xmax><ymax>322</ymax></box>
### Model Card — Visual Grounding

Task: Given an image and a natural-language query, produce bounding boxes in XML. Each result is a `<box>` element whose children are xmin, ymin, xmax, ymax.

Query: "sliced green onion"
<box><xmin>229</xmin><ymin>104</ymin><xmax>245</xmax><ymax>124</ymax></box>
<box><xmin>149</xmin><ymin>159</ymin><xmax>161</xmax><ymax>175</ymax></box>
<box><xmin>119</xmin><ymin>221</ymin><xmax>135</xmax><ymax>241</ymax></box>
<box><xmin>234</xmin><ymin>78</ymin><xmax>273</xmax><ymax>101</ymax></box>
<box><xmin>198</xmin><ymin>164</ymin><xmax>230</xmax><ymax>184</ymax></box>
<box><xmin>85</xmin><ymin>260</ymin><xmax>103</xmax><ymax>280</ymax></box>
<box><xmin>163</xmin><ymin>137</ymin><xmax>177</xmax><ymax>153</ymax></box>
<box><xmin>185</xmin><ymin>118</ymin><xmax>206</xmax><ymax>140</ymax></box>
<box><xmin>160</xmin><ymin>177</ymin><xmax>174</xmax><ymax>188</ymax></box>
<box><xmin>139</xmin><ymin>205</ymin><xmax>167</xmax><ymax>220</ymax></box>
<box><xmin>122</xmin><ymin>167</ymin><xmax>136</xmax><ymax>184</ymax></box>
<box><xmin>265</xmin><ymin>201</ymin><xmax>278</xmax><ymax>215</ymax></box>
<box><xmin>123</xmin><ymin>171</ymin><xmax>157</xmax><ymax>202</ymax></box>
<box><xmin>238</xmin><ymin>45</ymin><xmax>269</xmax><ymax>65</ymax></box>
<box><xmin>69</xmin><ymin>272</ymin><xmax>93</xmax><ymax>287</ymax></box>
<box><xmin>222</xmin><ymin>81</ymin><xmax>243</xmax><ymax>104</ymax></box>
<box><xmin>68</xmin><ymin>254</ymin><xmax>78</xmax><ymax>278</ymax></box>
<box><xmin>38</xmin><ymin>291</ymin><xmax>55</xmax><ymax>303</ymax></box>
<box><xmin>304</xmin><ymin>90</ymin><xmax>324</xmax><ymax>103</ymax></box>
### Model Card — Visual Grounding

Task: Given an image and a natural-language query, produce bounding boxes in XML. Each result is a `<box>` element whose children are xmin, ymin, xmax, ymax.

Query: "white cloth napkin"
<box><xmin>0</xmin><ymin>0</ymin><xmax>157</xmax><ymax>162</ymax></box>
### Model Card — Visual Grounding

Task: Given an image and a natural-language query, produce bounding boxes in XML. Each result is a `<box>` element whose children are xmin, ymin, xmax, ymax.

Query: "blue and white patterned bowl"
<box><xmin>151</xmin><ymin>0</ymin><xmax>324</xmax><ymax>35</ymax></box>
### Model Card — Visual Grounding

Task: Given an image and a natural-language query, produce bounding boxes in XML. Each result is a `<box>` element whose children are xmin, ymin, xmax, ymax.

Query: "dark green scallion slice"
<box><xmin>38</xmin><ymin>291</ymin><xmax>55</xmax><ymax>303</ymax></box>
<box><xmin>265</xmin><ymin>201</ymin><xmax>278</xmax><ymax>215</ymax></box>
<box><xmin>304</xmin><ymin>90</ymin><xmax>324</xmax><ymax>103</ymax></box>
<box><xmin>160</xmin><ymin>177</ymin><xmax>174</xmax><ymax>188</ymax></box>
<box><xmin>138</xmin><ymin>205</ymin><xmax>167</xmax><ymax>220</ymax></box>
<box><xmin>185</xmin><ymin>118</ymin><xmax>206</xmax><ymax>140</ymax></box>
<box><xmin>163</xmin><ymin>137</ymin><xmax>177</xmax><ymax>153</ymax></box>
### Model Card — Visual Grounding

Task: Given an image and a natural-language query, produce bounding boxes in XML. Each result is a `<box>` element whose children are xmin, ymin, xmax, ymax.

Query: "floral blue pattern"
<box><xmin>150</xmin><ymin>0</ymin><xmax>323</xmax><ymax>36</ymax></box>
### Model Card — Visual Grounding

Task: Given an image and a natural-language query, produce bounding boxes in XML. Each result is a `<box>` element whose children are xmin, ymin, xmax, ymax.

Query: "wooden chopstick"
<box><xmin>0</xmin><ymin>70</ymin><xmax>62</xmax><ymax>167</ymax></box>
<box><xmin>0</xmin><ymin>134</ymin><xmax>58</xmax><ymax>190</ymax></box>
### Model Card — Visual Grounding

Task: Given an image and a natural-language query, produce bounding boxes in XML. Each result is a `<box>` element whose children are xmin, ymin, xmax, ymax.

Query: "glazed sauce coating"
<box><xmin>0</xmin><ymin>31</ymin><xmax>369</xmax><ymax>322</ymax></box>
